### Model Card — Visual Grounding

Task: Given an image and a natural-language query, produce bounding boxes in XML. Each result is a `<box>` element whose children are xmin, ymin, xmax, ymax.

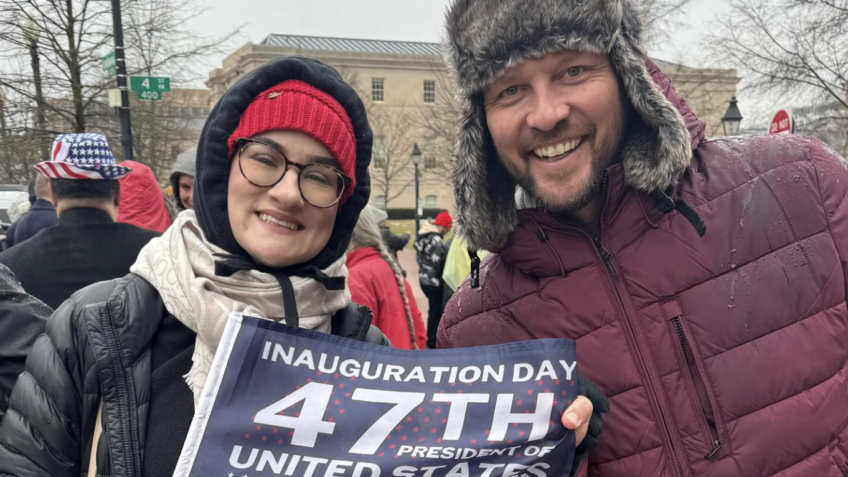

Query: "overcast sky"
<box><xmin>189</xmin><ymin>0</ymin><xmax>733</xmax><ymax>64</ymax></box>
<box><xmin>186</xmin><ymin>0</ymin><xmax>767</xmax><ymax>124</ymax></box>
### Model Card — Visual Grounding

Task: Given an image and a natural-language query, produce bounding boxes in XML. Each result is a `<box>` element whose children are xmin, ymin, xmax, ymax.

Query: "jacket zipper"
<box><xmin>591</xmin><ymin>235</ymin><xmax>686</xmax><ymax>477</ymax></box>
<box><xmin>101</xmin><ymin>304</ymin><xmax>140</xmax><ymax>475</ymax></box>
<box><xmin>671</xmin><ymin>317</ymin><xmax>723</xmax><ymax>459</ymax></box>
<box><xmin>554</xmin><ymin>173</ymin><xmax>686</xmax><ymax>475</ymax></box>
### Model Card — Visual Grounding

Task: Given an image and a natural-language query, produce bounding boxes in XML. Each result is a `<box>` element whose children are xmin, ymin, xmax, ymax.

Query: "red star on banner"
<box><xmin>379</xmin><ymin>452</ymin><xmax>384</xmax><ymax>457</ymax></box>
<box><xmin>538</xmin><ymin>380</ymin><xmax>544</xmax><ymax>385</ymax></box>
<box><xmin>396</xmin><ymin>425</ymin><xmax>402</xmax><ymax>431</ymax></box>
<box><xmin>435</xmin><ymin>408</ymin><xmax>442</xmax><ymax>414</ymax></box>
<box><xmin>339</xmin><ymin>409</ymin><xmax>346</xmax><ymax>414</ymax></box>
<box><xmin>555</xmin><ymin>379</ymin><xmax>561</xmax><ymax>384</ymax></box>
<box><xmin>431</xmin><ymin>428</ymin><xmax>437</xmax><ymax>434</ymax></box>
<box><xmin>317</xmin><ymin>372</ymin><xmax>323</xmax><ymax>376</ymax></box>
<box><xmin>424</xmin><ymin>417</ymin><xmax>431</xmax><ymax>423</ymax></box>
<box><xmin>278</xmin><ymin>439</ymin><xmax>283</xmax><ymax>445</ymax></box>
<box><xmin>261</xmin><ymin>436</ymin><xmax>267</xmax><ymax>442</ymax></box>
<box><xmin>256</xmin><ymin>425</ymin><xmax>261</xmax><ymax>431</ymax></box>
<box><xmin>390</xmin><ymin>444</ymin><xmax>396</xmax><ymax>449</ymax></box>
<box><xmin>484</xmin><ymin>430</ymin><xmax>490</xmax><ymax>435</ymax></box>
<box><xmin>272</xmin><ymin>428</ymin><xmax>278</xmax><ymax>434</ymax></box>
<box><xmin>406</xmin><ymin>417</ymin><xmax>413</xmax><ymax>422</ymax></box>
<box><xmin>413</xmin><ymin>427</ymin><xmax>419</xmax><ymax>433</ymax></box>
<box><xmin>401</xmin><ymin>436</ymin><xmax>408</xmax><ymax>441</ymax></box>
<box><xmin>527</xmin><ymin>389</ymin><xmax>534</xmax><ymax>395</ymax></box>
<box><xmin>334</xmin><ymin>373</ymin><xmax>340</xmax><ymax>378</ymax></box>
<box><xmin>418</xmin><ymin>436</ymin><xmax>425</xmax><ymax>442</ymax></box>
<box><xmin>437</xmin><ymin>438</ymin><xmax>443</xmax><ymax>444</ymax></box>
<box><xmin>517</xmin><ymin>400</ymin><xmax>523</xmax><ymax>406</ymax></box>
<box><xmin>244</xmin><ymin>433</ymin><xmax>250</xmax><ymax>439</ymax></box>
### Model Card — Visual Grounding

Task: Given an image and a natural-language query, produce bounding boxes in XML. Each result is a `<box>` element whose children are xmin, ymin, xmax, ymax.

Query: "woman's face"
<box><xmin>228</xmin><ymin>130</ymin><xmax>340</xmax><ymax>268</ymax></box>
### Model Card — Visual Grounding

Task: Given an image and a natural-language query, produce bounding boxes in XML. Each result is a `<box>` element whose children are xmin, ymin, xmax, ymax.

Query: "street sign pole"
<box><xmin>110</xmin><ymin>0</ymin><xmax>133</xmax><ymax>161</ymax></box>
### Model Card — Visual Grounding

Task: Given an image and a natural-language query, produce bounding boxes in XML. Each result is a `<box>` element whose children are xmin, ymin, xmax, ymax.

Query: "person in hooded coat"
<box><xmin>117</xmin><ymin>160</ymin><xmax>173</xmax><ymax>232</ymax></box>
<box><xmin>170</xmin><ymin>147</ymin><xmax>196</xmax><ymax>211</ymax></box>
<box><xmin>438</xmin><ymin>0</ymin><xmax>848</xmax><ymax>476</ymax></box>
<box><xmin>0</xmin><ymin>56</ymin><xmax>389</xmax><ymax>477</ymax></box>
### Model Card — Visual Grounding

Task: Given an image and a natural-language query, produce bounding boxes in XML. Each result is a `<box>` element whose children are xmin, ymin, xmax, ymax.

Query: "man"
<box><xmin>170</xmin><ymin>147</ymin><xmax>196</xmax><ymax>211</ymax></box>
<box><xmin>438</xmin><ymin>1</ymin><xmax>848</xmax><ymax>477</ymax></box>
<box><xmin>0</xmin><ymin>133</ymin><xmax>160</xmax><ymax>309</ymax></box>
<box><xmin>0</xmin><ymin>263</ymin><xmax>50</xmax><ymax>420</ymax></box>
<box><xmin>12</xmin><ymin>173</ymin><xmax>57</xmax><ymax>245</ymax></box>
<box><xmin>414</xmin><ymin>211</ymin><xmax>451</xmax><ymax>348</ymax></box>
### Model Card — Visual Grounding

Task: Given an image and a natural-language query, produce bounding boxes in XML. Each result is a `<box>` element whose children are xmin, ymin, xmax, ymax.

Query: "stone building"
<box><xmin>207</xmin><ymin>34</ymin><xmax>741</xmax><ymax>213</ymax></box>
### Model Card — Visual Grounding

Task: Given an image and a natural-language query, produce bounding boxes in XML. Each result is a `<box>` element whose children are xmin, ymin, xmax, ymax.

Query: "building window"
<box><xmin>372</xmin><ymin>78</ymin><xmax>385</xmax><ymax>102</ymax></box>
<box><xmin>374</xmin><ymin>195</ymin><xmax>386</xmax><ymax>210</ymax></box>
<box><xmin>425</xmin><ymin>195</ymin><xmax>437</xmax><ymax>208</ymax></box>
<box><xmin>423</xmin><ymin>138</ymin><xmax>436</xmax><ymax>170</ymax></box>
<box><xmin>423</xmin><ymin>80</ymin><xmax>435</xmax><ymax>103</ymax></box>
<box><xmin>373</xmin><ymin>136</ymin><xmax>387</xmax><ymax>169</ymax></box>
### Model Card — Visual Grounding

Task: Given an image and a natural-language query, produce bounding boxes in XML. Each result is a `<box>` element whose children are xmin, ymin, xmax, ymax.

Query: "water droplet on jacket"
<box><xmin>727</xmin><ymin>304</ymin><xmax>736</xmax><ymax>310</ymax></box>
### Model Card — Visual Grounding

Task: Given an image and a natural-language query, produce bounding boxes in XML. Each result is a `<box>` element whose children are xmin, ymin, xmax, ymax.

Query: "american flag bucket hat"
<box><xmin>34</xmin><ymin>133</ymin><xmax>132</xmax><ymax>180</ymax></box>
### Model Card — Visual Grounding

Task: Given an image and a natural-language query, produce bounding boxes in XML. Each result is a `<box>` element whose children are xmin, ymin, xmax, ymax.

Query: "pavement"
<box><xmin>397</xmin><ymin>249</ymin><xmax>429</xmax><ymax>320</ymax></box>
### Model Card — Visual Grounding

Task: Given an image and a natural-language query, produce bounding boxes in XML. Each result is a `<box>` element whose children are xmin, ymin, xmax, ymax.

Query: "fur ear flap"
<box><xmin>610</xmin><ymin>40</ymin><xmax>691</xmax><ymax>192</ymax></box>
<box><xmin>452</xmin><ymin>95</ymin><xmax>518</xmax><ymax>252</ymax></box>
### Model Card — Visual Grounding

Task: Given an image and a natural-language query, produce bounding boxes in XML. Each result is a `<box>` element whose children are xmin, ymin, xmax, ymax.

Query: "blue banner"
<box><xmin>176</xmin><ymin>314</ymin><xmax>578</xmax><ymax>477</ymax></box>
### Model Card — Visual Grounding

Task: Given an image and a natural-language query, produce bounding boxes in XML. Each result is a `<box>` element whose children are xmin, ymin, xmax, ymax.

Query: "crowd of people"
<box><xmin>0</xmin><ymin>0</ymin><xmax>846</xmax><ymax>476</ymax></box>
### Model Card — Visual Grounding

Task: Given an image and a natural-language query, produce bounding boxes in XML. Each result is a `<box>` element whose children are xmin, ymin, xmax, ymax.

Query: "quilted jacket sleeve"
<box><xmin>808</xmin><ymin>138</ymin><xmax>848</xmax><ymax>299</ymax></box>
<box><xmin>0</xmin><ymin>264</ymin><xmax>51</xmax><ymax>418</ymax></box>
<box><xmin>0</xmin><ymin>296</ymin><xmax>88</xmax><ymax>477</ymax></box>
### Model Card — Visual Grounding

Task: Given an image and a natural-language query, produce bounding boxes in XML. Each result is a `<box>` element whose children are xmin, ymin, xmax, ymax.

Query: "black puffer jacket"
<box><xmin>0</xmin><ymin>55</ymin><xmax>381</xmax><ymax>476</ymax></box>
<box><xmin>0</xmin><ymin>274</ymin><xmax>387</xmax><ymax>477</ymax></box>
<box><xmin>0</xmin><ymin>263</ymin><xmax>50</xmax><ymax>419</ymax></box>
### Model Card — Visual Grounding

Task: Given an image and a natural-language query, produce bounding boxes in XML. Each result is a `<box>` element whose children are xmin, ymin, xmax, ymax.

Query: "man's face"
<box><xmin>483</xmin><ymin>50</ymin><xmax>628</xmax><ymax>215</ymax></box>
<box><xmin>178</xmin><ymin>174</ymin><xmax>194</xmax><ymax>209</ymax></box>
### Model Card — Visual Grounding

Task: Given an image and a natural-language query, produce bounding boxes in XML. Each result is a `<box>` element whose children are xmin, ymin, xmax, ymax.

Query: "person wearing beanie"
<box><xmin>438</xmin><ymin>1</ymin><xmax>848</xmax><ymax>477</ymax></box>
<box><xmin>170</xmin><ymin>147</ymin><xmax>196</xmax><ymax>211</ymax></box>
<box><xmin>348</xmin><ymin>205</ymin><xmax>427</xmax><ymax>349</ymax></box>
<box><xmin>413</xmin><ymin>211</ymin><xmax>452</xmax><ymax>349</ymax></box>
<box><xmin>372</xmin><ymin>206</ymin><xmax>410</xmax><ymax>269</ymax></box>
<box><xmin>0</xmin><ymin>56</ymin><xmax>389</xmax><ymax>477</ymax></box>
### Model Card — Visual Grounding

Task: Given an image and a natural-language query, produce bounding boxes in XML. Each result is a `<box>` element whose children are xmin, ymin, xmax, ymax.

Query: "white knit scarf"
<box><xmin>131</xmin><ymin>210</ymin><xmax>349</xmax><ymax>404</ymax></box>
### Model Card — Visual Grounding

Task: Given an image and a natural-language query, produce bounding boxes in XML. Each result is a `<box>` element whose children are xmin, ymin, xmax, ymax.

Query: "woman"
<box><xmin>0</xmin><ymin>56</ymin><xmax>387</xmax><ymax>477</ymax></box>
<box><xmin>348</xmin><ymin>205</ymin><xmax>426</xmax><ymax>349</ymax></box>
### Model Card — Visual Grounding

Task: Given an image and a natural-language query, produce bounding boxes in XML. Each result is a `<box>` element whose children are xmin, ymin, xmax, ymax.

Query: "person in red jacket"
<box><xmin>348</xmin><ymin>205</ymin><xmax>426</xmax><ymax>349</ymax></box>
<box><xmin>439</xmin><ymin>0</ymin><xmax>848</xmax><ymax>476</ymax></box>
<box><xmin>117</xmin><ymin>160</ymin><xmax>173</xmax><ymax>232</ymax></box>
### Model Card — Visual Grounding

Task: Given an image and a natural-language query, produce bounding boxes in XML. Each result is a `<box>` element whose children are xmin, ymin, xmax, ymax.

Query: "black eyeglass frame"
<box><xmin>235</xmin><ymin>137</ymin><xmax>353</xmax><ymax>209</ymax></box>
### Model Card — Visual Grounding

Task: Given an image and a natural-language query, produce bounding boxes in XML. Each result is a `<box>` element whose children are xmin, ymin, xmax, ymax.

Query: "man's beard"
<box><xmin>500</xmin><ymin>105</ymin><xmax>629</xmax><ymax>214</ymax></box>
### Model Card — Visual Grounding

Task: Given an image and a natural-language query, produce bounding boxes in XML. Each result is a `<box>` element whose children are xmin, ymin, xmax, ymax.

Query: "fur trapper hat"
<box><xmin>444</xmin><ymin>0</ymin><xmax>692</xmax><ymax>251</ymax></box>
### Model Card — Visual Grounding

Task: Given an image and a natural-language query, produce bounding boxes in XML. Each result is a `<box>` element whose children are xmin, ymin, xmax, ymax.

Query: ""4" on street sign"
<box><xmin>130</xmin><ymin>76</ymin><xmax>171</xmax><ymax>101</ymax></box>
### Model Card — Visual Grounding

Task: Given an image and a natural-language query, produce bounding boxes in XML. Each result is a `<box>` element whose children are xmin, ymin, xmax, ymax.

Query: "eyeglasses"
<box><xmin>236</xmin><ymin>137</ymin><xmax>352</xmax><ymax>208</ymax></box>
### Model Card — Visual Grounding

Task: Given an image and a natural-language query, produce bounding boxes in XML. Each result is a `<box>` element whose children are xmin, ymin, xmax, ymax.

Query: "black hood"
<box><xmin>193</xmin><ymin>56</ymin><xmax>372</xmax><ymax>273</ymax></box>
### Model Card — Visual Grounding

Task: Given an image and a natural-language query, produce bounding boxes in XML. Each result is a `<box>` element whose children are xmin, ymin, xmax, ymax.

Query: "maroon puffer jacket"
<box><xmin>438</xmin><ymin>63</ymin><xmax>848</xmax><ymax>477</ymax></box>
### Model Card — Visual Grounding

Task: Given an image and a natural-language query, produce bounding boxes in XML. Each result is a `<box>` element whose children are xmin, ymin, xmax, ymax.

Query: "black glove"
<box><xmin>570</xmin><ymin>373</ymin><xmax>611</xmax><ymax>476</ymax></box>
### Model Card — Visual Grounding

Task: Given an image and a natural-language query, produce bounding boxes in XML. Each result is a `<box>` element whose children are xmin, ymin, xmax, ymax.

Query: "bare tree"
<box><xmin>708</xmin><ymin>0</ymin><xmax>848</xmax><ymax>114</ymax></box>
<box><xmin>637</xmin><ymin>0</ymin><xmax>697</xmax><ymax>48</ymax></box>
<box><xmin>0</xmin><ymin>0</ymin><xmax>236</xmax><ymax>183</ymax></box>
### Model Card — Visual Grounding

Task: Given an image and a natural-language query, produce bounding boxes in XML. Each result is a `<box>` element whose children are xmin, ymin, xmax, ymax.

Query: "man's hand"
<box><xmin>560</xmin><ymin>374</ymin><xmax>610</xmax><ymax>451</ymax></box>
<box><xmin>561</xmin><ymin>396</ymin><xmax>594</xmax><ymax>446</ymax></box>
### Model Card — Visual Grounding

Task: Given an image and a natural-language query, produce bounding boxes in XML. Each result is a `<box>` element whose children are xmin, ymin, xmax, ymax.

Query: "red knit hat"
<box><xmin>227</xmin><ymin>80</ymin><xmax>357</xmax><ymax>200</ymax></box>
<box><xmin>434</xmin><ymin>211</ymin><xmax>453</xmax><ymax>229</ymax></box>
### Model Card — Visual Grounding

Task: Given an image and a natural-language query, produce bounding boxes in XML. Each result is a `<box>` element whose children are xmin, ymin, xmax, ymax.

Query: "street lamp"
<box><xmin>721</xmin><ymin>96</ymin><xmax>743</xmax><ymax>137</ymax></box>
<box><xmin>23</xmin><ymin>20</ymin><xmax>48</xmax><ymax>159</ymax></box>
<box><xmin>411</xmin><ymin>143</ymin><xmax>422</xmax><ymax>238</ymax></box>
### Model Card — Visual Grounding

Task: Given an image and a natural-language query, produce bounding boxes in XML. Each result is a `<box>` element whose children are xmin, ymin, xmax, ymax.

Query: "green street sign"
<box><xmin>130</xmin><ymin>76</ymin><xmax>171</xmax><ymax>93</ymax></box>
<box><xmin>101</xmin><ymin>51</ymin><xmax>116</xmax><ymax>77</ymax></box>
<box><xmin>137</xmin><ymin>90</ymin><xmax>162</xmax><ymax>101</ymax></box>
